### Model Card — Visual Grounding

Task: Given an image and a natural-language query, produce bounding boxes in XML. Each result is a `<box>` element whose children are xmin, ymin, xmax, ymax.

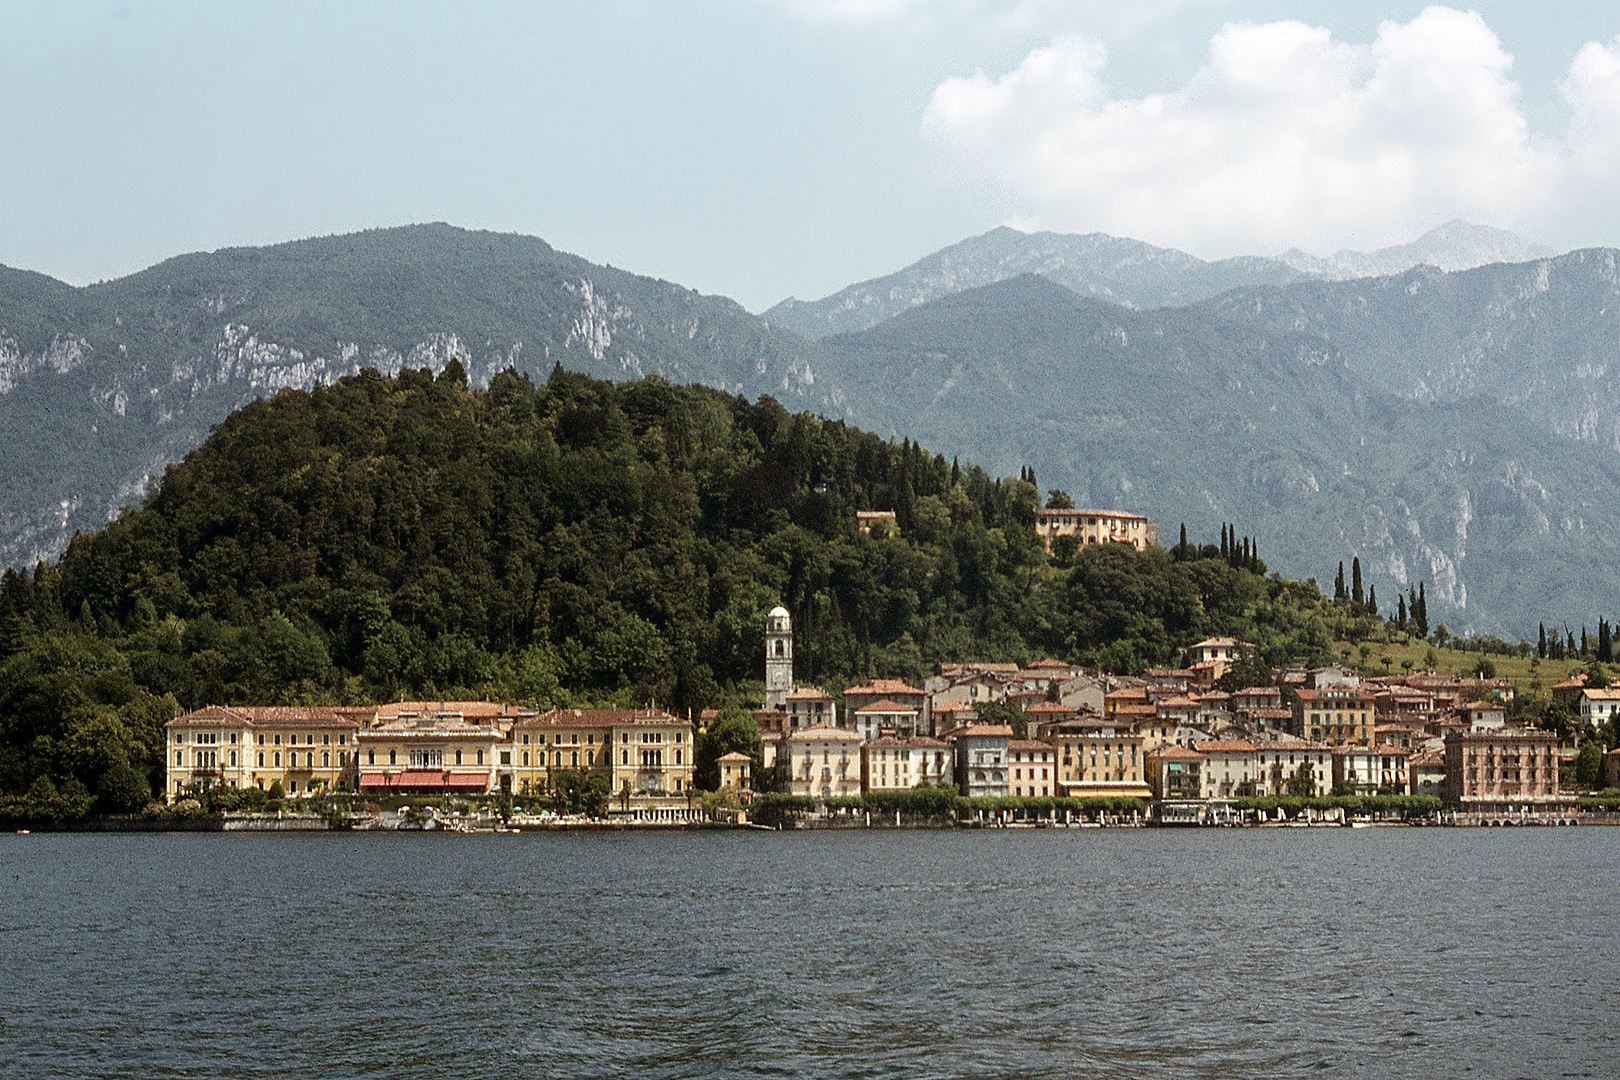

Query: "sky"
<box><xmin>4</xmin><ymin>1</ymin><xmax>1620</xmax><ymax>312</ymax></box>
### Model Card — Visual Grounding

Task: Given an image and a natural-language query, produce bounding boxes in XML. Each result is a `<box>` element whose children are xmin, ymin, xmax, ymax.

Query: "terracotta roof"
<box><xmin>376</xmin><ymin>701</ymin><xmax>527</xmax><ymax>721</ymax></box>
<box><xmin>952</xmin><ymin>724</ymin><xmax>1014</xmax><ymax>738</ymax></box>
<box><xmin>845</xmin><ymin>679</ymin><xmax>925</xmax><ymax>696</ymax></box>
<box><xmin>168</xmin><ymin>705</ymin><xmax>365</xmax><ymax>728</ymax></box>
<box><xmin>853</xmin><ymin>698</ymin><xmax>919</xmax><ymax>714</ymax></box>
<box><xmin>785</xmin><ymin>687</ymin><xmax>833</xmax><ymax>700</ymax></box>
<box><xmin>1152</xmin><ymin>745</ymin><xmax>1205</xmax><ymax>761</ymax></box>
<box><xmin>1009</xmin><ymin>739</ymin><xmax>1053</xmax><ymax>751</ymax></box>
<box><xmin>785</xmin><ymin>723</ymin><xmax>864</xmax><ymax>742</ymax></box>
<box><xmin>1027</xmin><ymin>658</ymin><xmax>1072</xmax><ymax>669</ymax></box>
<box><xmin>1194</xmin><ymin>740</ymin><xmax>1256</xmax><ymax>753</ymax></box>
<box><xmin>716</xmin><ymin>751</ymin><xmax>753</xmax><ymax>762</ymax></box>
<box><xmin>1024</xmin><ymin>701</ymin><xmax>1076</xmax><ymax>715</ymax></box>
<box><xmin>515</xmin><ymin>708</ymin><xmax>680</xmax><ymax>727</ymax></box>
<box><xmin>867</xmin><ymin>735</ymin><xmax>949</xmax><ymax>749</ymax></box>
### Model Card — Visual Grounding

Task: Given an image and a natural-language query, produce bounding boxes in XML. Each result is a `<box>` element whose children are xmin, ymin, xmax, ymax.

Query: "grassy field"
<box><xmin>1328</xmin><ymin>633</ymin><xmax>1584</xmax><ymax>700</ymax></box>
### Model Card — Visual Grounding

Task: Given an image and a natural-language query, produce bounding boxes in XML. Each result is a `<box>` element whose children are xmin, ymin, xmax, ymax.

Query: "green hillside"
<box><xmin>802</xmin><ymin>275</ymin><xmax>1620</xmax><ymax>638</ymax></box>
<box><xmin>0</xmin><ymin>365</ymin><xmax>1357</xmax><ymax>815</ymax></box>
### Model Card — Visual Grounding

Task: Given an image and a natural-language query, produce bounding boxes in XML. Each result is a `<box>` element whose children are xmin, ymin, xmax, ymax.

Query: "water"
<box><xmin>1</xmin><ymin>828</ymin><xmax>1615</xmax><ymax>1079</ymax></box>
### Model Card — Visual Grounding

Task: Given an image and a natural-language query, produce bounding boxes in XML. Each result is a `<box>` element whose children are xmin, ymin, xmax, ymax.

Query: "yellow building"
<box><xmin>511</xmin><ymin>707</ymin><xmax>695</xmax><ymax>801</ymax></box>
<box><xmin>166</xmin><ymin>705</ymin><xmax>365</xmax><ymax>797</ymax></box>
<box><xmin>1033</xmin><ymin>508</ymin><xmax>1159</xmax><ymax>554</ymax></box>
<box><xmin>356</xmin><ymin>702</ymin><xmax>524</xmax><ymax>796</ymax></box>
<box><xmin>1292</xmin><ymin>687</ymin><xmax>1375</xmax><ymax>745</ymax></box>
<box><xmin>1040</xmin><ymin>716</ymin><xmax>1151</xmax><ymax>799</ymax></box>
<box><xmin>861</xmin><ymin>736</ymin><xmax>952</xmax><ymax>792</ymax></box>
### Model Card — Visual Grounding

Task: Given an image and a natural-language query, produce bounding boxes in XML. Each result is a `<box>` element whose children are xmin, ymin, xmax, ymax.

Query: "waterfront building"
<box><xmin>954</xmin><ymin>724</ymin><xmax>1014</xmax><ymax>798</ymax></box>
<box><xmin>716</xmin><ymin>751</ymin><xmax>753</xmax><ymax>791</ymax></box>
<box><xmin>1008</xmin><ymin>739</ymin><xmax>1055</xmax><ymax>797</ymax></box>
<box><xmin>1146</xmin><ymin>744</ymin><xmax>1205</xmax><ymax>800</ymax></box>
<box><xmin>357</xmin><ymin>702</ymin><xmax>522</xmax><ymax>796</ymax></box>
<box><xmin>1042</xmin><ymin>715</ymin><xmax>1151</xmax><ymax>799</ymax></box>
<box><xmin>783</xmin><ymin>724</ymin><xmax>864</xmax><ymax>799</ymax></box>
<box><xmin>861</xmin><ymin>736</ymin><xmax>953</xmax><ymax>792</ymax></box>
<box><xmin>1443</xmin><ymin>727</ymin><xmax>1563</xmax><ymax>813</ymax></box>
<box><xmin>167</xmin><ymin>705</ymin><xmax>365</xmax><ymax>797</ymax></box>
<box><xmin>1410</xmin><ymin>746</ymin><xmax>1446</xmax><ymax>798</ymax></box>
<box><xmin>1332</xmin><ymin>744</ymin><xmax>1412</xmax><ymax>796</ymax></box>
<box><xmin>509</xmin><ymin>707</ymin><xmax>694</xmax><ymax>801</ymax></box>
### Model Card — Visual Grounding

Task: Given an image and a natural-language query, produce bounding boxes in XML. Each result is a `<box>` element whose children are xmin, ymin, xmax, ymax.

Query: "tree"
<box><xmin>695</xmin><ymin>707</ymin><xmax>763</xmax><ymax>790</ymax></box>
<box><xmin>1366</xmin><ymin>584</ymin><xmax>1377</xmax><ymax>618</ymax></box>
<box><xmin>1287</xmin><ymin>760</ymin><xmax>1317</xmax><ymax>796</ymax></box>
<box><xmin>1351</xmin><ymin>557</ymin><xmax>1364</xmax><ymax>609</ymax></box>
<box><xmin>1575</xmin><ymin>739</ymin><xmax>1605</xmax><ymax>787</ymax></box>
<box><xmin>1044</xmin><ymin>489</ymin><xmax>1074</xmax><ymax>510</ymax></box>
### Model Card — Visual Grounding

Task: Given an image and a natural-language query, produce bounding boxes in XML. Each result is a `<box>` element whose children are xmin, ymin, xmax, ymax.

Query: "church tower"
<box><xmin>764</xmin><ymin>605</ymin><xmax>793</xmax><ymax>708</ymax></box>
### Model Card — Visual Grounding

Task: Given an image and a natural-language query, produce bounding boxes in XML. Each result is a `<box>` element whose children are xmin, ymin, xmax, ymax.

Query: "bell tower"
<box><xmin>765</xmin><ymin>605</ymin><xmax>793</xmax><ymax>708</ymax></box>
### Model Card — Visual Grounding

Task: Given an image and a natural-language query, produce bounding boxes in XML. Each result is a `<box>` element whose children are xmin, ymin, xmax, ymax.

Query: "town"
<box><xmin>164</xmin><ymin>509</ymin><xmax>1620</xmax><ymax>829</ymax></box>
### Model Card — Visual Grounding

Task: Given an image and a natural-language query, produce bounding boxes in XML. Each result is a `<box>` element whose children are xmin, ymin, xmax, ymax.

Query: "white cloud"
<box><xmin>922</xmin><ymin>6</ymin><xmax>1620</xmax><ymax>256</ymax></box>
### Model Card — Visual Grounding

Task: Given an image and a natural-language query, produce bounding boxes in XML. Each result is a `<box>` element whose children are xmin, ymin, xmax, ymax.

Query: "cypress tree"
<box><xmin>1599</xmin><ymin>619</ymin><xmax>1612</xmax><ymax>664</ymax></box>
<box><xmin>1366</xmin><ymin>584</ymin><xmax>1377</xmax><ymax>617</ymax></box>
<box><xmin>1538</xmin><ymin>623</ymin><xmax>1547</xmax><ymax>659</ymax></box>
<box><xmin>1351</xmin><ymin>557</ymin><xmax>1364</xmax><ymax>609</ymax></box>
<box><xmin>1415</xmin><ymin>583</ymin><xmax>1428</xmax><ymax>639</ymax></box>
<box><xmin>1335</xmin><ymin>563</ymin><xmax>1346</xmax><ymax>602</ymax></box>
<box><xmin>1581</xmin><ymin>627</ymin><xmax>1590</xmax><ymax>658</ymax></box>
<box><xmin>1221</xmin><ymin>525</ymin><xmax>1229</xmax><ymax>560</ymax></box>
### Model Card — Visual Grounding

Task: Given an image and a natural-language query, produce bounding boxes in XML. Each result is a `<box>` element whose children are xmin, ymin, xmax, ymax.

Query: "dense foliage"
<box><xmin>0</xmin><ymin>365</ymin><xmax>1359</xmax><ymax>814</ymax></box>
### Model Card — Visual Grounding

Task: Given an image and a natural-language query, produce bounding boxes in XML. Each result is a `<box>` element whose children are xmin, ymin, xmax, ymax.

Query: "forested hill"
<box><xmin>0</xmin><ymin>223</ymin><xmax>810</xmax><ymax>570</ymax></box>
<box><xmin>0</xmin><ymin>365</ymin><xmax>1352</xmax><ymax>810</ymax></box>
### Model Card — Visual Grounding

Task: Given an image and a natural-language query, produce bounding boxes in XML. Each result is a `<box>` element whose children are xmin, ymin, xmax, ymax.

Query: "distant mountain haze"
<box><xmin>762</xmin><ymin>220</ymin><xmax>1553</xmax><ymax>340</ymax></box>
<box><xmin>1</xmin><ymin>220</ymin><xmax>1615</xmax><ymax>640</ymax></box>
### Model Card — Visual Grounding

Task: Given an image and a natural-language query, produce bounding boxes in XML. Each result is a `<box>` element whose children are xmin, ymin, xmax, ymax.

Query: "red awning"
<box><xmin>359</xmin><ymin>770</ymin><xmax>489</xmax><ymax>792</ymax></box>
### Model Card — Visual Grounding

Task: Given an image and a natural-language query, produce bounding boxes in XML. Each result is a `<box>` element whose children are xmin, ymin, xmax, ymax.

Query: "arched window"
<box><xmin>273</xmin><ymin>752</ymin><xmax>281</xmax><ymax>767</ymax></box>
<box><xmin>257</xmin><ymin>752</ymin><xmax>264</xmax><ymax>767</ymax></box>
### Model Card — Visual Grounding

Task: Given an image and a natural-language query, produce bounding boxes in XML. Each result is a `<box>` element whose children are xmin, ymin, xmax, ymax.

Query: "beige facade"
<box><xmin>1007</xmin><ymin>739</ymin><xmax>1056</xmax><ymax>798</ymax></box>
<box><xmin>861</xmin><ymin>736</ymin><xmax>952</xmax><ymax>792</ymax></box>
<box><xmin>1293</xmin><ymin>687</ymin><xmax>1375</xmax><ymax>745</ymax></box>
<box><xmin>357</xmin><ymin>702</ymin><xmax>519</xmax><ymax>796</ymax></box>
<box><xmin>716</xmin><ymin>751</ymin><xmax>753</xmax><ymax>790</ymax></box>
<box><xmin>783</xmin><ymin>724</ymin><xmax>864</xmax><ymax>799</ymax></box>
<box><xmin>167</xmin><ymin>705</ymin><xmax>365</xmax><ymax>797</ymax></box>
<box><xmin>509</xmin><ymin>707</ymin><xmax>695</xmax><ymax>801</ymax></box>
<box><xmin>1046</xmin><ymin>720</ymin><xmax>1150</xmax><ymax>799</ymax></box>
<box><xmin>1033</xmin><ymin>508</ymin><xmax>1159</xmax><ymax>554</ymax></box>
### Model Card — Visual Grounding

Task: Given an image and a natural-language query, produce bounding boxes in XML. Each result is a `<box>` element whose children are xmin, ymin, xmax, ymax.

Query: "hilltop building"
<box><xmin>1033</xmin><ymin>508</ymin><xmax>1158</xmax><ymax>555</ymax></box>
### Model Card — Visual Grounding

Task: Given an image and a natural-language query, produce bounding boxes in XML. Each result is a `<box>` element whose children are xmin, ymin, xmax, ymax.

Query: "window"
<box><xmin>323</xmin><ymin>733</ymin><xmax>331</xmax><ymax>745</ymax></box>
<box><xmin>175</xmin><ymin>733</ymin><xmax>184</xmax><ymax>744</ymax></box>
<box><xmin>229</xmin><ymin>750</ymin><xmax>237</xmax><ymax>767</ymax></box>
<box><xmin>408</xmin><ymin>748</ymin><xmax>445</xmax><ymax>768</ymax></box>
<box><xmin>339</xmin><ymin>734</ymin><xmax>347</xmax><ymax>745</ymax></box>
<box><xmin>455</xmin><ymin>749</ymin><xmax>463</xmax><ymax>765</ymax></box>
<box><xmin>389</xmin><ymin>749</ymin><xmax>397</xmax><ymax>765</ymax></box>
<box><xmin>273</xmin><ymin>734</ymin><xmax>281</xmax><ymax>746</ymax></box>
<box><xmin>521</xmin><ymin>734</ymin><xmax>530</xmax><ymax>745</ymax></box>
<box><xmin>622</xmin><ymin>749</ymin><xmax>630</xmax><ymax>765</ymax></box>
<box><xmin>258</xmin><ymin>751</ymin><xmax>265</xmax><ymax>767</ymax></box>
<box><xmin>570</xmin><ymin>750</ymin><xmax>578</xmax><ymax>767</ymax></box>
<box><xmin>367</xmin><ymin>749</ymin><xmax>375</xmax><ymax>765</ymax></box>
<box><xmin>273</xmin><ymin>752</ymin><xmax>281</xmax><ymax>767</ymax></box>
<box><xmin>476</xmin><ymin>750</ymin><xmax>484</xmax><ymax>765</ymax></box>
<box><xmin>522</xmin><ymin>751</ymin><xmax>530</xmax><ymax>766</ymax></box>
<box><xmin>322</xmin><ymin>751</ymin><xmax>330</xmax><ymax>768</ymax></box>
<box><xmin>176</xmin><ymin>751</ymin><xmax>183</xmax><ymax>766</ymax></box>
<box><xmin>571</xmin><ymin>733</ymin><xmax>579</xmax><ymax>745</ymax></box>
<box><xmin>501</xmin><ymin>751</ymin><xmax>512</xmax><ymax>766</ymax></box>
<box><xmin>258</xmin><ymin>734</ymin><xmax>265</xmax><ymax>745</ymax></box>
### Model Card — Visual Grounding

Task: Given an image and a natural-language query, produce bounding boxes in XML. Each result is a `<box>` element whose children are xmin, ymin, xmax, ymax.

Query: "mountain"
<box><xmin>793</xmin><ymin>275</ymin><xmax>1620</xmax><ymax>638</ymax></box>
<box><xmin>3</xmin><ymin>222</ymin><xmax>1618</xmax><ymax>638</ymax></box>
<box><xmin>762</xmin><ymin>227</ymin><xmax>1308</xmax><ymax>339</ymax></box>
<box><xmin>1194</xmin><ymin>250</ymin><xmax>1620</xmax><ymax>460</ymax></box>
<box><xmin>1277</xmin><ymin>220</ymin><xmax>1556</xmax><ymax>279</ymax></box>
<box><xmin>0</xmin><ymin>224</ymin><xmax>812</xmax><ymax>570</ymax></box>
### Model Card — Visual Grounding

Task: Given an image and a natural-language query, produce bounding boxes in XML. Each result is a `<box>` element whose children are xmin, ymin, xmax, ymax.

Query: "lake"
<box><xmin>1</xmin><ymin>827</ymin><xmax>1615</xmax><ymax>1078</ymax></box>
